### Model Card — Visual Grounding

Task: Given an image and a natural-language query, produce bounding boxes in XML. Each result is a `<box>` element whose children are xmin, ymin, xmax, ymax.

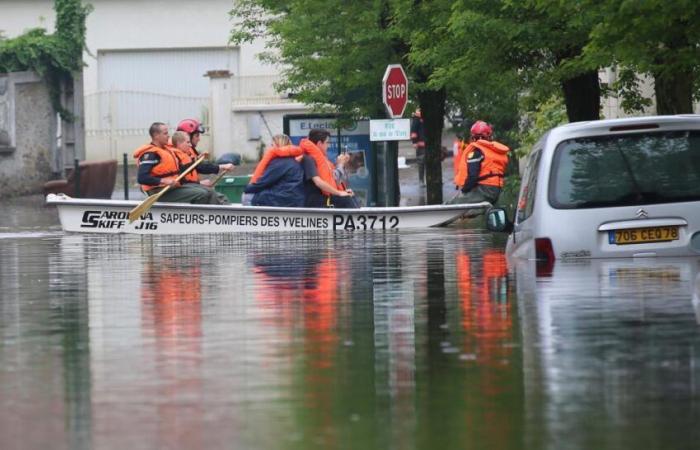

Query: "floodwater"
<box><xmin>1</xmin><ymin>197</ymin><xmax>700</xmax><ymax>450</ymax></box>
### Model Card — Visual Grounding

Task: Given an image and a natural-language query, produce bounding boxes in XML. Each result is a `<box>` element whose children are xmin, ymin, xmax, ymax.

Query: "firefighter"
<box><xmin>176</xmin><ymin>118</ymin><xmax>234</xmax><ymax>187</ymax></box>
<box><xmin>448</xmin><ymin>121</ymin><xmax>509</xmax><ymax>205</ymax></box>
<box><xmin>134</xmin><ymin>122</ymin><xmax>223</xmax><ymax>204</ymax></box>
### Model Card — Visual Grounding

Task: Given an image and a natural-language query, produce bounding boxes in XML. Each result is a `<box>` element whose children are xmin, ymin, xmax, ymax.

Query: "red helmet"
<box><xmin>470</xmin><ymin>120</ymin><xmax>493</xmax><ymax>139</ymax></box>
<box><xmin>177</xmin><ymin>118</ymin><xmax>205</xmax><ymax>135</ymax></box>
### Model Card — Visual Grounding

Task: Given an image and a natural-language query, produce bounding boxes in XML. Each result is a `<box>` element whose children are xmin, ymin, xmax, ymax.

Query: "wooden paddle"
<box><xmin>128</xmin><ymin>154</ymin><xmax>206</xmax><ymax>223</ymax></box>
<box><xmin>209</xmin><ymin>168</ymin><xmax>233</xmax><ymax>188</ymax></box>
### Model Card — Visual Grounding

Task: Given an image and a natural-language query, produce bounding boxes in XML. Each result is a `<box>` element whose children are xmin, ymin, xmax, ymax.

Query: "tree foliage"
<box><xmin>582</xmin><ymin>0</ymin><xmax>700</xmax><ymax>114</ymax></box>
<box><xmin>231</xmin><ymin>0</ymin><xmax>450</xmax><ymax>203</ymax></box>
<box><xmin>230</xmin><ymin>0</ymin><xmax>700</xmax><ymax>191</ymax></box>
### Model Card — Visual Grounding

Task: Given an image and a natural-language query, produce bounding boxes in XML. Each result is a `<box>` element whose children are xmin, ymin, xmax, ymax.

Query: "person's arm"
<box><xmin>137</xmin><ymin>153</ymin><xmax>174</xmax><ymax>186</ymax></box>
<box><xmin>311</xmin><ymin>176</ymin><xmax>352</xmax><ymax>197</ymax></box>
<box><xmin>334</xmin><ymin>154</ymin><xmax>350</xmax><ymax>185</ymax></box>
<box><xmin>410</xmin><ymin>117</ymin><xmax>420</xmax><ymax>144</ymax></box>
<box><xmin>193</xmin><ymin>161</ymin><xmax>220</xmax><ymax>174</ymax></box>
<box><xmin>462</xmin><ymin>148</ymin><xmax>484</xmax><ymax>192</ymax></box>
<box><xmin>302</xmin><ymin>156</ymin><xmax>352</xmax><ymax>196</ymax></box>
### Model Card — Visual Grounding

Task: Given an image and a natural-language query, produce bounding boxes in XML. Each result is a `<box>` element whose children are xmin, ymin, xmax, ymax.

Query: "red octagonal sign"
<box><xmin>382</xmin><ymin>64</ymin><xmax>408</xmax><ymax>118</ymax></box>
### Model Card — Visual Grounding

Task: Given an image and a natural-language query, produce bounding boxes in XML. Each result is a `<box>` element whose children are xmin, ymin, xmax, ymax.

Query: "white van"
<box><xmin>486</xmin><ymin>115</ymin><xmax>700</xmax><ymax>261</ymax></box>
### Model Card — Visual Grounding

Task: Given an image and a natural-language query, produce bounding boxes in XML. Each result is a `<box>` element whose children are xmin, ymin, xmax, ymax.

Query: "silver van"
<box><xmin>486</xmin><ymin>115</ymin><xmax>700</xmax><ymax>260</ymax></box>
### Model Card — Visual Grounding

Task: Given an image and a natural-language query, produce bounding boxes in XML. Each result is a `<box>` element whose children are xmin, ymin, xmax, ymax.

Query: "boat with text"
<box><xmin>46</xmin><ymin>194</ymin><xmax>489</xmax><ymax>234</ymax></box>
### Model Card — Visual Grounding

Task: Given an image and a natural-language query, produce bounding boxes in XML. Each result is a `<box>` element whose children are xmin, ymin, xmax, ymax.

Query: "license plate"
<box><xmin>608</xmin><ymin>226</ymin><xmax>679</xmax><ymax>245</ymax></box>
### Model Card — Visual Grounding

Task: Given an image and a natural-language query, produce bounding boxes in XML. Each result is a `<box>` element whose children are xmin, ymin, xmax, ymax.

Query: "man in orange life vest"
<box><xmin>300</xmin><ymin>129</ymin><xmax>357</xmax><ymax>208</ymax></box>
<box><xmin>133</xmin><ymin>122</ymin><xmax>226</xmax><ymax>204</ymax></box>
<box><xmin>448</xmin><ymin>120</ymin><xmax>510</xmax><ymax>205</ymax></box>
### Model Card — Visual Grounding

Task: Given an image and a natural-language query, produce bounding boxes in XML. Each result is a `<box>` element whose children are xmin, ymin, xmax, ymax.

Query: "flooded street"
<box><xmin>1</xmin><ymin>198</ymin><xmax>700</xmax><ymax>449</ymax></box>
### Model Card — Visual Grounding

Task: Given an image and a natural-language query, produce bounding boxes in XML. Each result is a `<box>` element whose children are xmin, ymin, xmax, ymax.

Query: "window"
<box><xmin>549</xmin><ymin>130</ymin><xmax>700</xmax><ymax>209</ymax></box>
<box><xmin>516</xmin><ymin>150</ymin><xmax>542</xmax><ymax>223</ymax></box>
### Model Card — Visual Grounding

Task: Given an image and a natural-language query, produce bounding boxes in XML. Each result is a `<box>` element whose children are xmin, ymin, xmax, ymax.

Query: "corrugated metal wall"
<box><xmin>97</xmin><ymin>47</ymin><xmax>238</xmax><ymax>96</ymax></box>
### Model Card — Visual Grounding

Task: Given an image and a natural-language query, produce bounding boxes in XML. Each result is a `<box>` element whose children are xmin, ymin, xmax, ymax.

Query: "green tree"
<box><xmin>231</xmin><ymin>0</ymin><xmax>452</xmax><ymax>203</ymax></box>
<box><xmin>583</xmin><ymin>0</ymin><xmax>700</xmax><ymax>115</ymax></box>
<box><xmin>441</xmin><ymin>0</ymin><xmax>602</xmax><ymax>123</ymax></box>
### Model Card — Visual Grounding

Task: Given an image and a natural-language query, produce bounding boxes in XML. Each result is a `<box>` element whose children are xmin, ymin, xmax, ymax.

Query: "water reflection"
<box><xmin>140</xmin><ymin>255</ymin><xmax>205</xmax><ymax>449</ymax></box>
<box><xmin>515</xmin><ymin>257</ymin><xmax>700</xmax><ymax>449</ymax></box>
<box><xmin>4</xmin><ymin>222</ymin><xmax>700</xmax><ymax>449</ymax></box>
<box><xmin>0</xmin><ymin>235</ymin><xmax>92</xmax><ymax>450</ymax></box>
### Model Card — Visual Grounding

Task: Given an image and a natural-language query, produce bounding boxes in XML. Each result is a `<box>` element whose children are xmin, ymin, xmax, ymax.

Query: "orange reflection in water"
<box><xmin>140</xmin><ymin>257</ymin><xmax>204</xmax><ymax>449</ymax></box>
<box><xmin>456</xmin><ymin>250</ymin><xmax>515</xmax><ymax>449</ymax></box>
<box><xmin>251</xmin><ymin>251</ymin><xmax>341</xmax><ymax>446</ymax></box>
<box><xmin>458</xmin><ymin>250</ymin><xmax>513</xmax><ymax>368</ymax></box>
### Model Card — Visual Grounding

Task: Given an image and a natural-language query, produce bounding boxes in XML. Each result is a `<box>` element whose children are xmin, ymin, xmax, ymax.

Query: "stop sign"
<box><xmin>382</xmin><ymin>64</ymin><xmax>408</xmax><ymax>118</ymax></box>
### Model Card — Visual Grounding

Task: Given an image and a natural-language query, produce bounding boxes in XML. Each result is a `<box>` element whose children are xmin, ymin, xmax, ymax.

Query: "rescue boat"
<box><xmin>46</xmin><ymin>194</ymin><xmax>489</xmax><ymax>234</ymax></box>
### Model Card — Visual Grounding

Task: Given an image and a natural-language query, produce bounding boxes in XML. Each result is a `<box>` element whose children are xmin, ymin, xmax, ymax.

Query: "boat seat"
<box><xmin>43</xmin><ymin>159</ymin><xmax>118</xmax><ymax>199</ymax></box>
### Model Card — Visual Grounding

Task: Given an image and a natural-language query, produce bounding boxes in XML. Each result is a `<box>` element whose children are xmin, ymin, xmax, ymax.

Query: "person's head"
<box><xmin>149</xmin><ymin>122</ymin><xmax>169</xmax><ymax>147</ymax></box>
<box><xmin>272</xmin><ymin>134</ymin><xmax>291</xmax><ymax>147</ymax></box>
<box><xmin>171</xmin><ymin>131</ymin><xmax>191</xmax><ymax>151</ymax></box>
<box><xmin>470</xmin><ymin>120</ymin><xmax>493</xmax><ymax>141</ymax></box>
<box><xmin>308</xmin><ymin>128</ymin><xmax>331</xmax><ymax>151</ymax></box>
<box><xmin>177</xmin><ymin>118</ymin><xmax>205</xmax><ymax>147</ymax></box>
<box><xmin>413</xmin><ymin>108</ymin><xmax>422</xmax><ymax>118</ymax></box>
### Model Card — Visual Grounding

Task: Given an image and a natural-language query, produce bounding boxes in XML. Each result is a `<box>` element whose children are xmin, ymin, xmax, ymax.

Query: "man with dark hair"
<box><xmin>148</xmin><ymin>122</ymin><xmax>166</xmax><ymax>139</ymax></box>
<box><xmin>299</xmin><ymin>128</ymin><xmax>357</xmax><ymax>208</ymax></box>
<box><xmin>133</xmin><ymin>122</ymin><xmax>227</xmax><ymax>204</ymax></box>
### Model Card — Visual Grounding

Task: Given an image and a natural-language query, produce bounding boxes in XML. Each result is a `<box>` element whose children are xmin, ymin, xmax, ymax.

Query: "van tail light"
<box><xmin>535</xmin><ymin>238</ymin><xmax>555</xmax><ymax>261</ymax></box>
<box><xmin>535</xmin><ymin>238</ymin><xmax>555</xmax><ymax>277</ymax></box>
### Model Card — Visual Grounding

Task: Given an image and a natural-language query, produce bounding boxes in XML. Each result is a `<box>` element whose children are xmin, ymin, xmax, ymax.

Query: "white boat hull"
<box><xmin>46</xmin><ymin>194</ymin><xmax>490</xmax><ymax>234</ymax></box>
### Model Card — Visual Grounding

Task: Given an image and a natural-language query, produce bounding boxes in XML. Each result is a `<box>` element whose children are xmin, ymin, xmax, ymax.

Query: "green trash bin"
<box><xmin>214</xmin><ymin>175</ymin><xmax>252</xmax><ymax>203</ymax></box>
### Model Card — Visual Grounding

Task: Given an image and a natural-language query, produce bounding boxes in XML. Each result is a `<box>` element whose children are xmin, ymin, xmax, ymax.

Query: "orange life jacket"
<box><xmin>174</xmin><ymin>144</ymin><xmax>204</xmax><ymax>182</ymax></box>
<box><xmin>299</xmin><ymin>139</ymin><xmax>341</xmax><ymax>195</ymax></box>
<box><xmin>453</xmin><ymin>139</ymin><xmax>468</xmax><ymax>173</ymax></box>
<box><xmin>454</xmin><ymin>139</ymin><xmax>509</xmax><ymax>189</ymax></box>
<box><xmin>249</xmin><ymin>145</ymin><xmax>303</xmax><ymax>184</ymax></box>
<box><xmin>133</xmin><ymin>144</ymin><xmax>199</xmax><ymax>191</ymax></box>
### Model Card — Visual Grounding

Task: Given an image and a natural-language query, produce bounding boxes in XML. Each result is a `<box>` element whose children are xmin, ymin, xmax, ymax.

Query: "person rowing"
<box><xmin>176</xmin><ymin>118</ymin><xmax>236</xmax><ymax>187</ymax></box>
<box><xmin>133</xmin><ymin>122</ymin><xmax>228</xmax><ymax>204</ymax></box>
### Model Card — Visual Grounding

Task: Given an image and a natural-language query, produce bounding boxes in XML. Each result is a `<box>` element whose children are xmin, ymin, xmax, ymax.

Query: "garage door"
<box><xmin>98</xmin><ymin>47</ymin><xmax>238</xmax><ymax>97</ymax></box>
<box><xmin>88</xmin><ymin>47</ymin><xmax>238</xmax><ymax>130</ymax></box>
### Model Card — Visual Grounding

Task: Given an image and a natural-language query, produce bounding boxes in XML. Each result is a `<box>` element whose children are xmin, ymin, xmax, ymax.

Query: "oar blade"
<box><xmin>128</xmin><ymin>194</ymin><xmax>159</xmax><ymax>223</ymax></box>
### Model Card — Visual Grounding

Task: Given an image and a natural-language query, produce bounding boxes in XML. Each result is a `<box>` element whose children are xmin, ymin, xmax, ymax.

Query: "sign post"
<box><xmin>375</xmin><ymin>64</ymin><xmax>409</xmax><ymax>206</ymax></box>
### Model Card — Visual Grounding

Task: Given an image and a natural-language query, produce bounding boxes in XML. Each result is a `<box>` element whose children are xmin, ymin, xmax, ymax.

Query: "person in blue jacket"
<box><xmin>244</xmin><ymin>134</ymin><xmax>305</xmax><ymax>207</ymax></box>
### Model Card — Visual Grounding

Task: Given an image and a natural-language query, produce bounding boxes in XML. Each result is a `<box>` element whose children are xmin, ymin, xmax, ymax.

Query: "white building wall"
<box><xmin>0</xmin><ymin>0</ymin><xmax>308</xmax><ymax>162</ymax></box>
<box><xmin>599</xmin><ymin>68</ymin><xmax>657</xmax><ymax>119</ymax></box>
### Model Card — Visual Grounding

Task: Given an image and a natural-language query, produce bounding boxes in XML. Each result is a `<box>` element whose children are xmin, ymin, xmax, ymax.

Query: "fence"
<box><xmin>84</xmin><ymin>90</ymin><xmax>209</xmax><ymax>161</ymax></box>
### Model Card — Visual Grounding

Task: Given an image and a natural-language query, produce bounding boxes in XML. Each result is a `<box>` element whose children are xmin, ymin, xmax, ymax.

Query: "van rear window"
<box><xmin>550</xmin><ymin>130</ymin><xmax>700</xmax><ymax>209</ymax></box>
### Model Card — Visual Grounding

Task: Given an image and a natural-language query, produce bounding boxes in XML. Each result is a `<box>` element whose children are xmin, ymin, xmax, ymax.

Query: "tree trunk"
<box><xmin>417</xmin><ymin>88</ymin><xmax>446</xmax><ymax>205</ymax></box>
<box><xmin>654</xmin><ymin>70</ymin><xmax>693</xmax><ymax>115</ymax></box>
<box><xmin>561</xmin><ymin>69</ymin><xmax>600</xmax><ymax>122</ymax></box>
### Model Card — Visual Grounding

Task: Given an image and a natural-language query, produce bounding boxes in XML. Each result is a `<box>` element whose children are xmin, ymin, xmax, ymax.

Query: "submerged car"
<box><xmin>487</xmin><ymin>115</ymin><xmax>700</xmax><ymax>260</ymax></box>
